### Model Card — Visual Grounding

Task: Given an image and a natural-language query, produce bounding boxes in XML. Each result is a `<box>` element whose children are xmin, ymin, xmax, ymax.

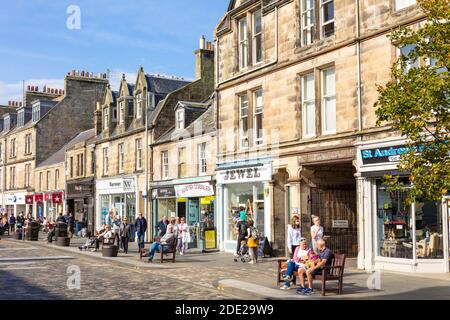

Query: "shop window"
<box><xmin>239</xmin><ymin>94</ymin><xmax>249</xmax><ymax>149</ymax></box>
<box><xmin>376</xmin><ymin>179</ymin><xmax>444</xmax><ymax>260</ymax></box>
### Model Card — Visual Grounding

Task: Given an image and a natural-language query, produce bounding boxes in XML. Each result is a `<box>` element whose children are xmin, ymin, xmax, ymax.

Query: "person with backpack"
<box><xmin>246</xmin><ymin>219</ymin><xmax>259</xmax><ymax>264</ymax></box>
<box><xmin>234</xmin><ymin>208</ymin><xmax>248</xmax><ymax>257</ymax></box>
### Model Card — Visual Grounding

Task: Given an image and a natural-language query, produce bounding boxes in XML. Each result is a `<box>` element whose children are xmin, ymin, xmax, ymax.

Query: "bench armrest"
<box><xmin>323</xmin><ymin>265</ymin><xmax>343</xmax><ymax>270</ymax></box>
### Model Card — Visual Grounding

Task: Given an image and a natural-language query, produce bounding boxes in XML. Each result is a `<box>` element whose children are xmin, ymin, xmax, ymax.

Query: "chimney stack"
<box><xmin>206</xmin><ymin>41</ymin><xmax>212</xmax><ymax>51</ymax></box>
<box><xmin>200</xmin><ymin>35</ymin><xmax>206</xmax><ymax>50</ymax></box>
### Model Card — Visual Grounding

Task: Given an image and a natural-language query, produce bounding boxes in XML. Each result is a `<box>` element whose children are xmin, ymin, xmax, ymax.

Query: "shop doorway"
<box><xmin>177</xmin><ymin>201</ymin><xmax>186</xmax><ymax>220</ymax></box>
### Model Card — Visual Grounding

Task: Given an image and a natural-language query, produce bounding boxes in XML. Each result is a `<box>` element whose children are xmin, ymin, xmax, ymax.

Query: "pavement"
<box><xmin>1</xmin><ymin>233</ymin><xmax>450</xmax><ymax>300</ymax></box>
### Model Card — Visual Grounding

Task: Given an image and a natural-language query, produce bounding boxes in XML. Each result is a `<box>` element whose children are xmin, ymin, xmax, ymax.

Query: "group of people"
<box><xmin>234</xmin><ymin>207</ymin><xmax>261</xmax><ymax>264</ymax></box>
<box><xmin>0</xmin><ymin>211</ymin><xmax>35</xmax><ymax>236</ymax></box>
<box><xmin>282</xmin><ymin>214</ymin><xmax>331</xmax><ymax>295</ymax></box>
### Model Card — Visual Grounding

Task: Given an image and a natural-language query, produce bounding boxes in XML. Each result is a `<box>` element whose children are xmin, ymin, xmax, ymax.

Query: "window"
<box><xmin>162</xmin><ymin>151</ymin><xmax>169</xmax><ymax>179</ymax></box>
<box><xmin>320</xmin><ymin>0</ymin><xmax>334</xmax><ymax>38</ymax></box>
<box><xmin>0</xmin><ymin>143</ymin><xmax>3</xmax><ymax>162</ymax></box>
<box><xmin>39</xmin><ymin>172</ymin><xmax>43</xmax><ymax>192</ymax></box>
<box><xmin>17</xmin><ymin>109</ymin><xmax>24</xmax><ymax>127</ymax></box>
<box><xmin>4</xmin><ymin>116</ymin><xmax>10</xmax><ymax>132</ymax></box>
<box><xmin>136</xmin><ymin>93</ymin><xmax>143</xmax><ymax>119</ymax></box>
<box><xmin>238</xmin><ymin>17</ymin><xmax>248</xmax><ymax>70</ymax></box>
<box><xmin>103</xmin><ymin>108</ymin><xmax>109</xmax><ymax>130</ymax></box>
<box><xmin>46</xmin><ymin>171</ymin><xmax>51</xmax><ymax>190</ymax></box>
<box><xmin>118</xmin><ymin>143</ymin><xmax>124</xmax><ymax>173</ymax></box>
<box><xmin>55</xmin><ymin>169</ymin><xmax>59</xmax><ymax>190</ymax></box>
<box><xmin>70</xmin><ymin>157</ymin><xmax>73</xmax><ymax>178</ymax></box>
<box><xmin>32</xmin><ymin>104</ymin><xmax>40</xmax><ymax>122</ymax></box>
<box><xmin>10</xmin><ymin>139</ymin><xmax>16</xmax><ymax>158</ymax></box>
<box><xmin>253</xmin><ymin>89</ymin><xmax>263</xmax><ymax>145</ymax></box>
<box><xmin>178</xmin><ymin>147</ymin><xmax>186</xmax><ymax>178</ymax></box>
<box><xmin>103</xmin><ymin>148</ymin><xmax>109</xmax><ymax>176</ymax></box>
<box><xmin>400</xmin><ymin>44</ymin><xmax>419</xmax><ymax>71</ymax></box>
<box><xmin>25</xmin><ymin>134</ymin><xmax>32</xmax><ymax>155</ymax></box>
<box><xmin>9</xmin><ymin>167</ymin><xmax>15</xmax><ymax>189</ymax></box>
<box><xmin>301</xmin><ymin>0</ymin><xmax>315</xmax><ymax>45</ymax></box>
<box><xmin>77</xmin><ymin>154</ymin><xmax>84</xmax><ymax>176</ymax></box>
<box><xmin>25</xmin><ymin>164</ymin><xmax>31</xmax><ymax>188</ymax></box>
<box><xmin>239</xmin><ymin>94</ymin><xmax>249</xmax><ymax>149</ymax></box>
<box><xmin>128</xmin><ymin>101</ymin><xmax>134</xmax><ymax>118</ymax></box>
<box><xmin>112</xmin><ymin>106</ymin><xmax>117</xmax><ymax>121</ymax></box>
<box><xmin>198</xmin><ymin>143</ymin><xmax>207</xmax><ymax>175</ymax></box>
<box><xmin>119</xmin><ymin>101</ymin><xmax>125</xmax><ymax>125</ymax></box>
<box><xmin>321</xmin><ymin>67</ymin><xmax>336</xmax><ymax>134</ymax></box>
<box><xmin>395</xmin><ymin>0</ymin><xmax>416</xmax><ymax>10</ymax></box>
<box><xmin>135</xmin><ymin>139</ymin><xmax>142</xmax><ymax>171</ymax></box>
<box><xmin>252</xmin><ymin>10</ymin><xmax>263</xmax><ymax>64</ymax></box>
<box><xmin>176</xmin><ymin>109</ymin><xmax>185</xmax><ymax>130</ymax></box>
<box><xmin>302</xmin><ymin>73</ymin><xmax>316</xmax><ymax>137</ymax></box>
<box><xmin>148</xmin><ymin>92</ymin><xmax>155</xmax><ymax>109</ymax></box>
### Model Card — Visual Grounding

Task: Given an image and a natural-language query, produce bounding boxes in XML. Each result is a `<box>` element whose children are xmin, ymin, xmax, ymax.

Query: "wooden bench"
<box><xmin>277</xmin><ymin>254</ymin><xmax>346</xmax><ymax>296</ymax></box>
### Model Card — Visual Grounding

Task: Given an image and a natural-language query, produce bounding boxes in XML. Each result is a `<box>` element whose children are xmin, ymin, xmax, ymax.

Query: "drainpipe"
<box><xmin>356</xmin><ymin>0</ymin><xmax>363</xmax><ymax>137</ymax></box>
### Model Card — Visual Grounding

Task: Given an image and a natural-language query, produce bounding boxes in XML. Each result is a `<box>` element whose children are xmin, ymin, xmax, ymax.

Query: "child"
<box><xmin>246</xmin><ymin>220</ymin><xmax>259</xmax><ymax>264</ymax></box>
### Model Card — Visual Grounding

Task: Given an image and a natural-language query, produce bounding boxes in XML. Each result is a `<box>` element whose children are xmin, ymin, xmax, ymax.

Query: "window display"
<box><xmin>415</xmin><ymin>199</ymin><xmax>443</xmax><ymax>259</ymax></box>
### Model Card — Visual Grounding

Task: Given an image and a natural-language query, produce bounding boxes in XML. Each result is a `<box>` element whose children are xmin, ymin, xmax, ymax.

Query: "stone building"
<box><xmin>94</xmin><ymin>71</ymin><xmax>191</xmax><ymax>236</ymax></box>
<box><xmin>213</xmin><ymin>0</ymin><xmax>443</xmax><ymax>274</ymax></box>
<box><xmin>0</xmin><ymin>72</ymin><xmax>108</xmax><ymax>218</ymax></box>
<box><xmin>150</xmin><ymin>97</ymin><xmax>216</xmax><ymax>249</ymax></box>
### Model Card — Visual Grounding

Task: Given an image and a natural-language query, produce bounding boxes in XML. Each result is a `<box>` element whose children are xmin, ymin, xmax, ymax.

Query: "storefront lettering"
<box><xmin>361</xmin><ymin>144</ymin><xmax>427</xmax><ymax>165</ymax></box>
<box><xmin>223</xmin><ymin>168</ymin><xmax>261</xmax><ymax>181</ymax></box>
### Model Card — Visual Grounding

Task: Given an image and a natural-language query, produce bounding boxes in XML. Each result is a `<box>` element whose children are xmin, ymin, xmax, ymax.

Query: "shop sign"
<box><xmin>44</xmin><ymin>193</ymin><xmax>52</xmax><ymax>201</ymax></box>
<box><xmin>174</xmin><ymin>183</ymin><xmax>214</xmax><ymax>198</ymax></box>
<box><xmin>216</xmin><ymin>163</ymin><xmax>272</xmax><ymax>184</ymax></box>
<box><xmin>200</xmin><ymin>196</ymin><xmax>215</xmax><ymax>205</ymax></box>
<box><xmin>204</xmin><ymin>229</ymin><xmax>217</xmax><ymax>250</ymax></box>
<box><xmin>5</xmin><ymin>194</ymin><xmax>26</xmax><ymax>205</ymax></box>
<box><xmin>25</xmin><ymin>195</ymin><xmax>33</xmax><ymax>204</ymax></box>
<box><xmin>152</xmin><ymin>187</ymin><xmax>176</xmax><ymax>198</ymax></box>
<box><xmin>34</xmin><ymin>194</ymin><xmax>44</xmax><ymax>202</ymax></box>
<box><xmin>332</xmin><ymin>220</ymin><xmax>349</xmax><ymax>228</ymax></box>
<box><xmin>360</xmin><ymin>144</ymin><xmax>427</xmax><ymax>165</ymax></box>
<box><xmin>97</xmin><ymin>178</ymin><xmax>135</xmax><ymax>193</ymax></box>
<box><xmin>52</xmin><ymin>192</ymin><xmax>63</xmax><ymax>204</ymax></box>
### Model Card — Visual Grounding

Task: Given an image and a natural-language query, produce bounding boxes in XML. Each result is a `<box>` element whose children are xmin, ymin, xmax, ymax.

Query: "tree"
<box><xmin>374</xmin><ymin>0</ymin><xmax>450</xmax><ymax>203</ymax></box>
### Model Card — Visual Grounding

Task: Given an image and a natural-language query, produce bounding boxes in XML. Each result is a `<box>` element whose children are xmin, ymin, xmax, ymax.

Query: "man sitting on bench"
<box><xmin>147</xmin><ymin>224</ymin><xmax>175</xmax><ymax>262</ymax></box>
<box><xmin>297</xmin><ymin>239</ymin><xmax>333</xmax><ymax>296</ymax></box>
<box><xmin>90</xmin><ymin>225</ymin><xmax>113</xmax><ymax>252</ymax></box>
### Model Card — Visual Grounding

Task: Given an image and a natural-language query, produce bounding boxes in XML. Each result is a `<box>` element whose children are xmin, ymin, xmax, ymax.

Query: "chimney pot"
<box><xmin>27</xmin><ymin>85</ymin><xmax>31</xmax><ymax>91</ymax></box>
<box><xmin>81</xmin><ymin>71</ymin><xmax>85</xmax><ymax>77</ymax></box>
<box><xmin>19</xmin><ymin>102</ymin><xmax>22</xmax><ymax>107</ymax></box>
<box><xmin>72</xmin><ymin>70</ymin><xmax>75</xmax><ymax>76</ymax></box>
<box><xmin>200</xmin><ymin>35</ymin><xmax>206</xmax><ymax>50</ymax></box>
<box><xmin>206</xmin><ymin>42</ymin><xmax>212</xmax><ymax>50</ymax></box>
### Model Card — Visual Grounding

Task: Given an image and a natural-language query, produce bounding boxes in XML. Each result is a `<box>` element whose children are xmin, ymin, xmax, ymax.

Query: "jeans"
<box><xmin>137</xmin><ymin>232</ymin><xmax>145</xmax><ymax>251</ymax></box>
<box><xmin>284</xmin><ymin>261</ymin><xmax>299</xmax><ymax>286</ymax></box>
<box><xmin>148</xmin><ymin>242</ymin><xmax>169</xmax><ymax>260</ymax></box>
<box><xmin>10</xmin><ymin>224</ymin><xmax>15</xmax><ymax>233</ymax></box>
<box><xmin>177</xmin><ymin>238</ymin><xmax>184</xmax><ymax>254</ymax></box>
<box><xmin>121</xmin><ymin>237</ymin><xmax>129</xmax><ymax>253</ymax></box>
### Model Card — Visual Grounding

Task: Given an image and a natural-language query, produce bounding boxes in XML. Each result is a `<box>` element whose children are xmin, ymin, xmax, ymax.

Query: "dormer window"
<box><xmin>17</xmin><ymin>109</ymin><xmax>25</xmax><ymax>127</ymax></box>
<box><xmin>119</xmin><ymin>101</ymin><xmax>125</xmax><ymax>125</ymax></box>
<box><xmin>32</xmin><ymin>104</ymin><xmax>40</xmax><ymax>122</ymax></box>
<box><xmin>175</xmin><ymin>109</ymin><xmax>185</xmax><ymax>130</ymax></box>
<box><xmin>147</xmin><ymin>92</ymin><xmax>155</xmax><ymax>109</ymax></box>
<box><xmin>136</xmin><ymin>93</ymin><xmax>143</xmax><ymax>119</ymax></box>
<box><xmin>103</xmin><ymin>108</ymin><xmax>109</xmax><ymax>130</ymax></box>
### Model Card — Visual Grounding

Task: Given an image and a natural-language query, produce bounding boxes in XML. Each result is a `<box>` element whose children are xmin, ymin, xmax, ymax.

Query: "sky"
<box><xmin>0</xmin><ymin>0</ymin><xmax>228</xmax><ymax>105</ymax></box>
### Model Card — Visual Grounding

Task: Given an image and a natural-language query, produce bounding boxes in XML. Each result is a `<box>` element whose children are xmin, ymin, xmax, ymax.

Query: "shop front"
<box><xmin>151</xmin><ymin>177</ymin><xmax>216</xmax><ymax>250</ymax></box>
<box><xmin>5</xmin><ymin>193</ymin><xmax>27</xmax><ymax>216</ymax></box>
<box><xmin>43</xmin><ymin>192</ymin><xmax>64</xmax><ymax>223</ymax></box>
<box><xmin>33</xmin><ymin>193</ymin><xmax>44</xmax><ymax>220</ymax></box>
<box><xmin>96</xmin><ymin>177</ymin><xmax>138</xmax><ymax>235</ymax></box>
<box><xmin>216</xmin><ymin>157</ymin><xmax>273</xmax><ymax>253</ymax></box>
<box><xmin>356</xmin><ymin>137</ymin><xmax>449</xmax><ymax>273</ymax></box>
<box><xmin>67</xmin><ymin>179</ymin><xmax>95</xmax><ymax>235</ymax></box>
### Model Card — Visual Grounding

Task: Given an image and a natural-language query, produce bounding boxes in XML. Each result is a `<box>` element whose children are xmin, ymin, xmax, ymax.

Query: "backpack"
<box><xmin>250</xmin><ymin>226</ymin><xmax>261</xmax><ymax>240</ymax></box>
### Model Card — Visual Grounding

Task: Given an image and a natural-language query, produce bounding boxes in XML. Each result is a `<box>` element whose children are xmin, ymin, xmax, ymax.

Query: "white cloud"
<box><xmin>0</xmin><ymin>78</ymin><xmax>64</xmax><ymax>105</ymax></box>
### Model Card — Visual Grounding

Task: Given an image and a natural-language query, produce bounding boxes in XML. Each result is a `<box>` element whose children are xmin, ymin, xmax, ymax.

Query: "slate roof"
<box><xmin>37</xmin><ymin>129</ymin><xmax>96</xmax><ymax>168</ymax></box>
<box><xmin>145</xmin><ymin>74</ymin><xmax>191</xmax><ymax>94</ymax></box>
<box><xmin>127</xmin><ymin>84</ymin><xmax>135</xmax><ymax>95</ymax></box>
<box><xmin>111</xmin><ymin>91</ymin><xmax>118</xmax><ymax>104</ymax></box>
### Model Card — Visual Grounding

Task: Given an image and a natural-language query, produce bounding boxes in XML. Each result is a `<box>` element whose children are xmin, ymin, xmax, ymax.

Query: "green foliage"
<box><xmin>374</xmin><ymin>0</ymin><xmax>450</xmax><ymax>202</ymax></box>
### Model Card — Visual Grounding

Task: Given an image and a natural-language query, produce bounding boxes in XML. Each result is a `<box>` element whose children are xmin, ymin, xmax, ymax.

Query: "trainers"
<box><xmin>233</xmin><ymin>253</ymin><xmax>240</xmax><ymax>257</ymax></box>
<box><xmin>303</xmin><ymin>288</ymin><xmax>314</xmax><ymax>295</ymax></box>
<box><xmin>282</xmin><ymin>275</ymin><xmax>293</xmax><ymax>282</ymax></box>
<box><xmin>296</xmin><ymin>286</ymin><xmax>306</xmax><ymax>294</ymax></box>
<box><xmin>279</xmin><ymin>284</ymin><xmax>291</xmax><ymax>290</ymax></box>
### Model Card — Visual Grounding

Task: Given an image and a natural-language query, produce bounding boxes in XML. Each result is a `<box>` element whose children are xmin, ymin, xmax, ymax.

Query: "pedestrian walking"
<box><xmin>287</xmin><ymin>214</ymin><xmax>301</xmax><ymax>258</ymax></box>
<box><xmin>310</xmin><ymin>215</ymin><xmax>324</xmax><ymax>253</ymax></box>
<box><xmin>134</xmin><ymin>212</ymin><xmax>147</xmax><ymax>252</ymax></box>
<box><xmin>9</xmin><ymin>213</ymin><xmax>15</xmax><ymax>233</ymax></box>
<box><xmin>112</xmin><ymin>214</ymin><xmax>121</xmax><ymax>248</ymax></box>
<box><xmin>177</xmin><ymin>217</ymin><xmax>189</xmax><ymax>255</ymax></box>
<box><xmin>120</xmin><ymin>216</ymin><xmax>132</xmax><ymax>254</ymax></box>
<box><xmin>234</xmin><ymin>208</ymin><xmax>248</xmax><ymax>257</ymax></box>
<box><xmin>68</xmin><ymin>212</ymin><xmax>75</xmax><ymax>238</ymax></box>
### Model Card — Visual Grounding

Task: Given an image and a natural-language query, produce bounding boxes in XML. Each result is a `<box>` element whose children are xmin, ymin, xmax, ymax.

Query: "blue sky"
<box><xmin>0</xmin><ymin>0</ymin><xmax>228</xmax><ymax>104</ymax></box>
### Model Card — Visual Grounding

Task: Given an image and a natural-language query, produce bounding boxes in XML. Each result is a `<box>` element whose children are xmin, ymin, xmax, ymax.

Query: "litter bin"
<box><xmin>102</xmin><ymin>245</ymin><xmax>119</xmax><ymax>257</ymax></box>
<box><xmin>55</xmin><ymin>223</ymin><xmax>68</xmax><ymax>239</ymax></box>
<box><xmin>27</xmin><ymin>222</ymin><xmax>40</xmax><ymax>241</ymax></box>
<box><xmin>14</xmin><ymin>231</ymin><xmax>22</xmax><ymax>240</ymax></box>
<box><xmin>56</xmin><ymin>237</ymin><xmax>70</xmax><ymax>247</ymax></box>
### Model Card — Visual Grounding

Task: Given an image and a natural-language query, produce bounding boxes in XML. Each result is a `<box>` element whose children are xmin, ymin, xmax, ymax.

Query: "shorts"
<box><xmin>313</xmin><ymin>268</ymin><xmax>325</xmax><ymax>276</ymax></box>
<box><xmin>296</xmin><ymin>263</ymin><xmax>308</xmax><ymax>272</ymax></box>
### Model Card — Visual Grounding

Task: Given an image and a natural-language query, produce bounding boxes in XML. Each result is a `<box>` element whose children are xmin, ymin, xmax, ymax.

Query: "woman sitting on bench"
<box><xmin>80</xmin><ymin>225</ymin><xmax>113</xmax><ymax>252</ymax></box>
